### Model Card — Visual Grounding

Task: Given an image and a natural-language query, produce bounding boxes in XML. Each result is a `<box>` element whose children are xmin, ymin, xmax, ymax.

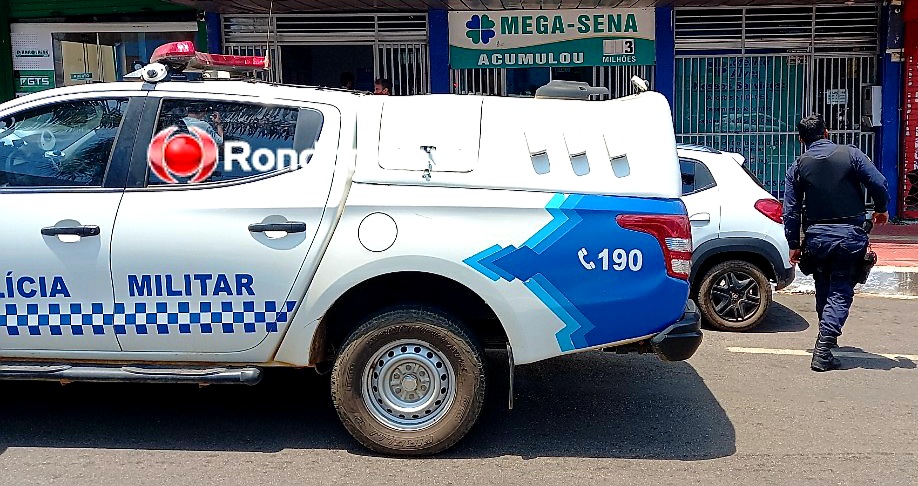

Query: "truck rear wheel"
<box><xmin>330</xmin><ymin>307</ymin><xmax>486</xmax><ymax>455</ymax></box>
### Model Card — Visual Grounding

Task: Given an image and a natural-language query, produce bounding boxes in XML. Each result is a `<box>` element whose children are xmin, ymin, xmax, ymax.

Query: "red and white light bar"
<box><xmin>150</xmin><ymin>41</ymin><xmax>268</xmax><ymax>72</ymax></box>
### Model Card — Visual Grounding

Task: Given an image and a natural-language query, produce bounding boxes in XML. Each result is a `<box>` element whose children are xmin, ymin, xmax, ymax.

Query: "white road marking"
<box><xmin>727</xmin><ymin>346</ymin><xmax>918</xmax><ymax>361</ymax></box>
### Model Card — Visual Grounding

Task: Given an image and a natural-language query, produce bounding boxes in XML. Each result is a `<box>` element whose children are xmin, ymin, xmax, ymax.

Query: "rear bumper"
<box><xmin>651</xmin><ymin>300</ymin><xmax>703</xmax><ymax>361</ymax></box>
<box><xmin>774</xmin><ymin>264</ymin><xmax>796</xmax><ymax>290</ymax></box>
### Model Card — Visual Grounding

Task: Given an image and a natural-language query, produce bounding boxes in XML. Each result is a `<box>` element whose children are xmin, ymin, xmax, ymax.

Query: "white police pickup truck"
<box><xmin>0</xmin><ymin>42</ymin><xmax>700</xmax><ymax>455</ymax></box>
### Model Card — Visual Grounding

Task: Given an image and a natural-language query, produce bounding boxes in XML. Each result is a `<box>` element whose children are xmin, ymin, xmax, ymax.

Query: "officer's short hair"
<box><xmin>798</xmin><ymin>114</ymin><xmax>827</xmax><ymax>145</ymax></box>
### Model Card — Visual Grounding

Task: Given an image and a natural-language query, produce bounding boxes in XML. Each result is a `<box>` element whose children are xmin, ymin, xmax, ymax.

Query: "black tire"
<box><xmin>697</xmin><ymin>260</ymin><xmax>772</xmax><ymax>332</ymax></box>
<box><xmin>330</xmin><ymin>306</ymin><xmax>486</xmax><ymax>456</ymax></box>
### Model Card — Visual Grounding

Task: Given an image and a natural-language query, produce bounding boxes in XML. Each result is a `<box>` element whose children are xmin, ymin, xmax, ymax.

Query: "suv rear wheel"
<box><xmin>330</xmin><ymin>307</ymin><xmax>486</xmax><ymax>456</ymax></box>
<box><xmin>697</xmin><ymin>260</ymin><xmax>772</xmax><ymax>332</ymax></box>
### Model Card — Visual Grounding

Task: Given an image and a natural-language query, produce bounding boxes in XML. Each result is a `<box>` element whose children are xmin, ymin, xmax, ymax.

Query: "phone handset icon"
<box><xmin>578</xmin><ymin>247</ymin><xmax>595</xmax><ymax>270</ymax></box>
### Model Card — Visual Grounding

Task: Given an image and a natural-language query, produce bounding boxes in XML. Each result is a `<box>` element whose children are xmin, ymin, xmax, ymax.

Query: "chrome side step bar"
<box><xmin>0</xmin><ymin>363</ymin><xmax>262</xmax><ymax>385</ymax></box>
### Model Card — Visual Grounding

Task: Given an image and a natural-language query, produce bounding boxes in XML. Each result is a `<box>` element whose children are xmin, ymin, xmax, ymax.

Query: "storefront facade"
<box><xmin>3</xmin><ymin>0</ymin><xmax>201</xmax><ymax>99</ymax></box>
<box><xmin>219</xmin><ymin>12</ymin><xmax>430</xmax><ymax>95</ymax></box>
<box><xmin>444</xmin><ymin>4</ymin><xmax>894</xmax><ymax>207</ymax></box>
<box><xmin>2</xmin><ymin>0</ymin><xmax>906</xmax><ymax>218</ymax></box>
<box><xmin>216</xmin><ymin>7</ymin><xmax>660</xmax><ymax>99</ymax></box>
<box><xmin>671</xmin><ymin>4</ymin><xmax>884</xmax><ymax>199</ymax></box>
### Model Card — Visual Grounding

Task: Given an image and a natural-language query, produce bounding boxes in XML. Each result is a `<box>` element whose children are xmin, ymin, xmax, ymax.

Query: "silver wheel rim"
<box><xmin>363</xmin><ymin>339</ymin><xmax>457</xmax><ymax>431</ymax></box>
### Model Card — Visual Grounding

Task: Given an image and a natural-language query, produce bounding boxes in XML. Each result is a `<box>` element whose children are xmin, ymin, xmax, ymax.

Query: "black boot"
<box><xmin>811</xmin><ymin>334</ymin><xmax>841</xmax><ymax>372</ymax></box>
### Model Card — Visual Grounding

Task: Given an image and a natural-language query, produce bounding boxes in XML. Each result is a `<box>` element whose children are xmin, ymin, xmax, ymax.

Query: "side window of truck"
<box><xmin>147</xmin><ymin>99</ymin><xmax>323</xmax><ymax>185</ymax></box>
<box><xmin>0</xmin><ymin>98</ymin><xmax>127</xmax><ymax>188</ymax></box>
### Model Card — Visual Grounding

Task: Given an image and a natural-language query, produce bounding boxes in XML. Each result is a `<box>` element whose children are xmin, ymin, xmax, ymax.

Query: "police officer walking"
<box><xmin>783</xmin><ymin>114</ymin><xmax>889</xmax><ymax>372</ymax></box>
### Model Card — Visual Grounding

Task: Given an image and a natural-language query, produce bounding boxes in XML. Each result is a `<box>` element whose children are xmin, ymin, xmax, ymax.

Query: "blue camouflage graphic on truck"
<box><xmin>465</xmin><ymin>193</ymin><xmax>689</xmax><ymax>351</ymax></box>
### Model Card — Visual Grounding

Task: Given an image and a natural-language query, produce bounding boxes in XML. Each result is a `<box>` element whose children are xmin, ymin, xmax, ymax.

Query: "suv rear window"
<box><xmin>680</xmin><ymin>158</ymin><xmax>716</xmax><ymax>195</ymax></box>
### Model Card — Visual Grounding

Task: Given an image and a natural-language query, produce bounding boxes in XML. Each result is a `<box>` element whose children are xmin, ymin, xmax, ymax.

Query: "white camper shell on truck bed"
<box><xmin>0</xmin><ymin>42</ymin><xmax>700</xmax><ymax>455</ymax></box>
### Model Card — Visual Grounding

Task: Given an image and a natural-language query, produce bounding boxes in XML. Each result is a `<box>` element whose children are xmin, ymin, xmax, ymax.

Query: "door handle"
<box><xmin>248</xmin><ymin>222</ymin><xmax>308</xmax><ymax>234</ymax></box>
<box><xmin>689</xmin><ymin>212</ymin><xmax>711</xmax><ymax>223</ymax></box>
<box><xmin>41</xmin><ymin>225</ymin><xmax>100</xmax><ymax>237</ymax></box>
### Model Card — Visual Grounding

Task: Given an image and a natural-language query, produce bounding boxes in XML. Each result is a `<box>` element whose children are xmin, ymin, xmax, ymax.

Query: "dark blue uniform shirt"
<box><xmin>783</xmin><ymin>139</ymin><xmax>889</xmax><ymax>250</ymax></box>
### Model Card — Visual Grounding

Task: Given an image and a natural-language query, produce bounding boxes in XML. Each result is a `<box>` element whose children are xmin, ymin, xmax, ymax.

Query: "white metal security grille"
<box><xmin>223</xmin><ymin>13</ymin><xmax>428</xmax><ymax>45</ymax></box>
<box><xmin>675</xmin><ymin>54</ymin><xmax>877</xmax><ymax>198</ymax></box>
<box><xmin>223</xmin><ymin>12</ymin><xmax>429</xmax><ymax>92</ymax></box>
<box><xmin>675</xmin><ymin>55</ymin><xmax>809</xmax><ymax>197</ymax></box>
<box><xmin>674</xmin><ymin>4</ymin><xmax>880</xmax><ymax>54</ymax></box>
<box><xmin>376</xmin><ymin>43</ymin><xmax>430</xmax><ymax>95</ymax></box>
<box><xmin>811</xmin><ymin>56</ymin><xmax>877</xmax><ymax>147</ymax></box>
<box><xmin>224</xmin><ymin>44</ymin><xmax>282</xmax><ymax>83</ymax></box>
<box><xmin>673</xmin><ymin>4</ymin><xmax>880</xmax><ymax>198</ymax></box>
<box><xmin>450</xmin><ymin>68</ymin><xmax>505</xmax><ymax>96</ymax></box>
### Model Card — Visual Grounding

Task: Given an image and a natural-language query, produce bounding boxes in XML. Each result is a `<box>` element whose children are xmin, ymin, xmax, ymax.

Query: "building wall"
<box><xmin>8</xmin><ymin>0</ymin><xmax>190</xmax><ymax>19</ymax></box>
<box><xmin>1</xmin><ymin>0</ymin><xmax>197</xmax><ymax>103</ymax></box>
<box><xmin>0</xmin><ymin>2</ymin><xmax>13</xmax><ymax>102</ymax></box>
<box><xmin>902</xmin><ymin>2</ymin><xmax>918</xmax><ymax>218</ymax></box>
<box><xmin>200</xmin><ymin>5</ymin><xmax>907</xmax><ymax>212</ymax></box>
<box><xmin>210</xmin><ymin>3</ymin><xmax>901</xmax><ymax>209</ymax></box>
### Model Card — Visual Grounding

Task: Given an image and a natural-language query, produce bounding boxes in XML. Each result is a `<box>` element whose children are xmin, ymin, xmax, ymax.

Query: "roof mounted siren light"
<box><xmin>138</xmin><ymin>41</ymin><xmax>268</xmax><ymax>83</ymax></box>
<box><xmin>534</xmin><ymin>80</ymin><xmax>610</xmax><ymax>101</ymax></box>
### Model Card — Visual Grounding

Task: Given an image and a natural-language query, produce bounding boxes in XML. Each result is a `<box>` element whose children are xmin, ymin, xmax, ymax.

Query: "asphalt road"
<box><xmin>1</xmin><ymin>294</ymin><xmax>916</xmax><ymax>485</ymax></box>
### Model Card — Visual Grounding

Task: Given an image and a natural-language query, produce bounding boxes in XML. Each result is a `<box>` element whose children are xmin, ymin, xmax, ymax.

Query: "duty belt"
<box><xmin>805</xmin><ymin>215</ymin><xmax>865</xmax><ymax>227</ymax></box>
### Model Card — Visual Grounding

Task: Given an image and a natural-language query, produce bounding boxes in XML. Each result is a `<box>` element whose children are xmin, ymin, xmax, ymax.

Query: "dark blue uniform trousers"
<box><xmin>804</xmin><ymin>224</ymin><xmax>869</xmax><ymax>338</ymax></box>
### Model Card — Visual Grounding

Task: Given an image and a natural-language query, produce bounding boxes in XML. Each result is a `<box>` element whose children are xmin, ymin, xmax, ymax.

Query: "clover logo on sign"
<box><xmin>466</xmin><ymin>14</ymin><xmax>496</xmax><ymax>45</ymax></box>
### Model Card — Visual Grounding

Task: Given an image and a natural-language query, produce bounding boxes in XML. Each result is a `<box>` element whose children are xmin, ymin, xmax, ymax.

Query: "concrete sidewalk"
<box><xmin>871</xmin><ymin>241</ymin><xmax>918</xmax><ymax>267</ymax></box>
<box><xmin>780</xmin><ymin>222</ymin><xmax>918</xmax><ymax>297</ymax></box>
<box><xmin>870</xmin><ymin>220</ymin><xmax>918</xmax><ymax>242</ymax></box>
<box><xmin>871</xmin><ymin>222</ymin><xmax>918</xmax><ymax>268</ymax></box>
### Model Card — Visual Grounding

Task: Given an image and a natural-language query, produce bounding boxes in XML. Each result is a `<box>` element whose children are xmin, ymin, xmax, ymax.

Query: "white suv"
<box><xmin>677</xmin><ymin>144</ymin><xmax>795</xmax><ymax>332</ymax></box>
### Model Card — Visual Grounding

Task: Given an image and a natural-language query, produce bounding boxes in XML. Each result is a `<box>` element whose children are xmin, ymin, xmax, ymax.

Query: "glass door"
<box><xmin>53</xmin><ymin>31</ymin><xmax>196</xmax><ymax>87</ymax></box>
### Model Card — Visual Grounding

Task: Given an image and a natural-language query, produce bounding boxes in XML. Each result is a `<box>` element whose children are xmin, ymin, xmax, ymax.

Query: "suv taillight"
<box><xmin>616</xmin><ymin>214</ymin><xmax>692</xmax><ymax>280</ymax></box>
<box><xmin>755</xmin><ymin>198</ymin><xmax>783</xmax><ymax>224</ymax></box>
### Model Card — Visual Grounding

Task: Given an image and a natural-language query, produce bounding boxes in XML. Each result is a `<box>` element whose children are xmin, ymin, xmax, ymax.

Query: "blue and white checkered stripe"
<box><xmin>0</xmin><ymin>300</ymin><xmax>296</xmax><ymax>337</ymax></box>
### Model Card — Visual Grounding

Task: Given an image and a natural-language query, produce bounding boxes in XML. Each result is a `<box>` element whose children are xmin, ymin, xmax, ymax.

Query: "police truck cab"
<box><xmin>0</xmin><ymin>42</ymin><xmax>701</xmax><ymax>455</ymax></box>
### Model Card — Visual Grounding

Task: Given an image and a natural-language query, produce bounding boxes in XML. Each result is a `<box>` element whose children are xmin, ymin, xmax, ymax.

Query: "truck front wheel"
<box><xmin>330</xmin><ymin>307</ymin><xmax>486</xmax><ymax>455</ymax></box>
